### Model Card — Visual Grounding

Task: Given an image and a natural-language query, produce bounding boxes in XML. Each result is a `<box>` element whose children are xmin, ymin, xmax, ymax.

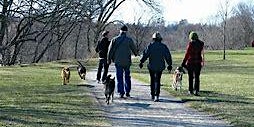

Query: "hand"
<box><xmin>139</xmin><ymin>63</ymin><xmax>143</xmax><ymax>69</ymax></box>
<box><xmin>181</xmin><ymin>61</ymin><xmax>186</xmax><ymax>68</ymax></box>
<box><xmin>167</xmin><ymin>65</ymin><xmax>172</xmax><ymax>72</ymax></box>
<box><xmin>107</xmin><ymin>60</ymin><xmax>111</xmax><ymax>65</ymax></box>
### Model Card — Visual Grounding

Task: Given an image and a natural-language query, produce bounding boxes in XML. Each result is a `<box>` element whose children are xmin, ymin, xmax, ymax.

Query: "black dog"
<box><xmin>104</xmin><ymin>74</ymin><xmax>115</xmax><ymax>105</ymax></box>
<box><xmin>77</xmin><ymin>61</ymin><xmax>86</xmax><ymax>80</ymax></box>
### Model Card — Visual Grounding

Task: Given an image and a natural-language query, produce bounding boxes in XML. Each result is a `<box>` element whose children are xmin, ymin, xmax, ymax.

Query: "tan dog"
<box><xmin>61</xmin><ymin>67</ymin><xmax>70</xmax><ymax>85</ymax></box>
<box><xmin>172</xmin><ymin>66</ymin><xmax>185</xmax><ymax>91</ymax></box>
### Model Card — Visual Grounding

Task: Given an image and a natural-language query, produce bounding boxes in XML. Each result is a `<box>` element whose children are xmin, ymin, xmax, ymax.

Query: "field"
<box><xmin>0</xmin><ymin>48</ymin><xmax>254</xmax><ymax>127</ymax></box>
<box><xmin>131</xmin><ymin>48</ymin><xmax>254</xmax><ymax>127</ymax></box>
<box><xmin>0</xmin><ymin>60</ymin><xmax>110</xmax><ymax>127</ymax></box>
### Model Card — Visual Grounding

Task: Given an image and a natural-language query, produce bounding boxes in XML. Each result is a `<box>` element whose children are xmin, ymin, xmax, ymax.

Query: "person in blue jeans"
<box><xmin>107</xmin><ymin>25</ymin><xmax>138</xmax><ymax>98</ymax></box>
<box><xmin>139</xmin><ymin>32</ymin><xmax>172</xmax><ymax>102</ymax></box>
<box><xmin>95</xmin><ymin>31</ymin><xmax>111</xmax><ymax>83</ymax></box>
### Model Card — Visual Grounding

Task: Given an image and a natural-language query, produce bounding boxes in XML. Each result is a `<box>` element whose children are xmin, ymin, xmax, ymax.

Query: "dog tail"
<box><xmin>77</xmin><ymin>61</ymin><xmax>86</xmax><ymax>69</ymax></box>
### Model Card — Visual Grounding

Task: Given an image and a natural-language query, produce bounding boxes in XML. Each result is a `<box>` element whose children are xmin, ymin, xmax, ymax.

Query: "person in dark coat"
<box><xmin>108</xmin><ymin>25</ymin><xmax>138</xmax><ymax>98</ymax></box>
<box><xmin>139</xmin><ymin>32</ymin><xmax>172</xmax><ymax>102</ymax></box>
<box><xmin>181</xmin><ymin>31</ymin><xmax>205</xmax><ymax>96</ymax></box>
<box><xmin>96</xmin><ymin>31</ymin><xmax>111</xmax><ymax>83</ymax></box>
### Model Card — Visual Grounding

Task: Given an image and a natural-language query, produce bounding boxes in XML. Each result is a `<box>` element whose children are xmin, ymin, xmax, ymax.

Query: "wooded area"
<box><xmin>0</xmin><ymin>0</ymin><xmax>253</xmax><ymax>66</ymax></box>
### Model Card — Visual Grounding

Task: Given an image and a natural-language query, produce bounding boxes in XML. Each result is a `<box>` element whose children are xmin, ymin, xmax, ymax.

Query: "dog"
<box><xmin>77</xmin><ymin>61</ymin><xmax>86</xmax><ymax>80</ymax></box>
<box><xmin>103</xmin><ymin>74</ymin><xmax>115</xmax><ymax>105</ymax></box>
<box><xmin>172</xmin><ymin>66</ymin><xmax>185</xmax><ymax>91</ymax></box>
<box><xmin>61</xmin><ymin>66</ymin><xmax>70</xmax><ymax>85</ymax></box>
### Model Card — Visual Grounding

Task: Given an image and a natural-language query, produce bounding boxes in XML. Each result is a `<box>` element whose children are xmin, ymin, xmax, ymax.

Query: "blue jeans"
<box><xmin>115</xmin><ymin>64</ymin><xmax>131</xmax><ymax>95</ymax></box>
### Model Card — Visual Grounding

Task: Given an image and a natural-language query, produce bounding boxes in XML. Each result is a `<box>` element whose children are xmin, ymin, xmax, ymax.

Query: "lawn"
<box><xmin>131</xmin><ymin>48</ymin><xmax>254</xmax><ymax>127</ymax></box>
<box><xmin>0</xmin><ymin>60</ymin><xmax>110</xmax><ymax>127</ymax></box>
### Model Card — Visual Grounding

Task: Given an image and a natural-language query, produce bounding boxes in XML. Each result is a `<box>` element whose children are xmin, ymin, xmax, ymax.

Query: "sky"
<box><xmin>111</xmin><ymin>0</ymin><xmax>254</xmax><ymax>24</ymax></box>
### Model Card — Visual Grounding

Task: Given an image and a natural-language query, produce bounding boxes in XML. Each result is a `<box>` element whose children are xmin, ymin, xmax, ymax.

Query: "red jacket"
<box><xmin>183</xmin><ymin>40</ymin><xmax>204</xmax><ymax>65</ymax></box>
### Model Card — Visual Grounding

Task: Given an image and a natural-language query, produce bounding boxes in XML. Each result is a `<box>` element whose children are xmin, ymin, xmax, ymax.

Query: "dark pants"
<box><xmin>96</xmin><ymin>58</ymin><xmax>109</xmax><ymax>82</ymax></box>
<box><xmin>115</xmin><ymin>64</ymin><xmax>131</xmax><ymax>95</ymax></box>
<box><xmin>187</xmin><ymin>63</ymin><xmax>202</xmax><ymax>93</ymax></box>
<box><xmin>149</xmin><ymin>69</ymin><xmax>162</xmax><ymax>97</ymax></box>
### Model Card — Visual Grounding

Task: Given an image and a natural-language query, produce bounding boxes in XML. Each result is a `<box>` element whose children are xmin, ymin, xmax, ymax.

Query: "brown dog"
<box><xmin>61</xmin><ymin>67</ymin><xmax>70</xmax><ymax>85</ymax></box>
<box><xmin>172</xmin><ymin>66</ymin><xmax>185</xmax><ymax>91</ymax></box>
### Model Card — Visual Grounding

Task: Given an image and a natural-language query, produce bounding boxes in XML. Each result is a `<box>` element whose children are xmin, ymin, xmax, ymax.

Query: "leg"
<box><xmin>124</xmin><ymin>66</ymin><xmax>131</xmax><ymax>96</ymax></box>
<box><xmin>115</xmin><ymin>64</ymin><xmax>124</xmax><ymax>97</ymax></box>
<box><xmin>101</xmin><ymin>59</ymin><xmax>109</xmax><ymax>82</ymax></box>
<box><xmin>194</xmin><ymin>64</ymin><xmax>202</xmax><ymax>95</ymax></box>
<box><xmin>96</xmin><ymin>59</ymin><xmax>103</xmax><ymax>81</ymax></box>
<box><xmin>154</xmin><ymin>71</ymin><xmax>162</xmax><ymax>101</ymax></box>
<box><xmin>187</xmin><ymin>65</ymin><xmax>194</xmax><ymax>94</ymax></box>
<box><xmin>149</xmin><ymin>69</ymin><xmax>155</xmax><ymax>99</ymax></box>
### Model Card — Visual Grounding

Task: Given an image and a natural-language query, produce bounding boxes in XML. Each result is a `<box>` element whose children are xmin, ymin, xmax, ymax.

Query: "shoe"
<box><xmin>120</xmin><ymin>94</ymin><xmax>124</xmax><ymax>98</ymax></box>
<box><xmin>151</xmin><ymin>95</ymin><xmax>155</xmax><ymax>100</ymax></box>
<box><xmin>194</xmin><ymin>91</ymin><xmax>200</xmax><ymax>96</ymax></box>
<box><xmin>97</xmin><ymin>80</ymin><xmax>100</xmax><ymax>83</ymax></box>
<box><xmin>126</xmin><ymin>93</ymin><xmax>130</xmax><ymax>97</ymax></box>
<box><xmin>154</xmin><ymin>96</ymin><xmax>159</xmax><ymax>102</ymax></box>
<box><xmin>188</xmin><ymin>91</ymin><xmax>193</xmax><ymax>95</ymax></box>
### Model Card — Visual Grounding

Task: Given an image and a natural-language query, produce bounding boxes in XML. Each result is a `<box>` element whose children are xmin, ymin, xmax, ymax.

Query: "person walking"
<box><xmin>95</xmin><ymin>31</ymin><xmax>111</xmax><ymax>83</ymax></box>
<box><xmin>107</xmin><ymin>25</ymin><xmax>138</xmax><ymax>98</ymax></box>
<box><xmin>139</xmin><ymin>32</ymin><xmax>172</xmax><ymax>102</ymax></box>
<box><xmin>181</xmin><ymin>31</ymin><xmax>204</xmax><ymax>96</ymax></box>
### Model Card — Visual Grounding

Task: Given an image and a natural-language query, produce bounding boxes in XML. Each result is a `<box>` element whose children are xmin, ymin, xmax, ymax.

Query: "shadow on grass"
<box><xmin>181</xmin><ymin>90</ymin><xmax>254</xmax><ymax>105</ymax></box>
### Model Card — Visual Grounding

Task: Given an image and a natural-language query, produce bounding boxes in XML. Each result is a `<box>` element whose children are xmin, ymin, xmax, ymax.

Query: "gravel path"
<box><xmin>86</xmin><ymin>66</ymin><xmax>231</xmax><ymax>127</ymax></box>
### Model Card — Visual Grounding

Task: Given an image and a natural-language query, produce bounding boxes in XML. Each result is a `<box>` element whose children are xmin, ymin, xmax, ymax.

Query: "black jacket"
<box><xmin>96</xmin><ymin>37</ymin><xmax>110</xmax><ymax>58</ymax></box>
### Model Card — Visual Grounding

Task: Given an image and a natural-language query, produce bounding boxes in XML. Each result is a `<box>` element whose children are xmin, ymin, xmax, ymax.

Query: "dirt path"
<box><xmin>86</xmin><ymin>66</ymin><xmax>231</xmax><ymax>127</ymax></box>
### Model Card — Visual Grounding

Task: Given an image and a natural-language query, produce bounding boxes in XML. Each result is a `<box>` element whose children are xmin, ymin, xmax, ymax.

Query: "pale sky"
<box><xmin>111</xmin><ymin>0</ymin><xmax>254</xmax><ymax>24</ymax></box>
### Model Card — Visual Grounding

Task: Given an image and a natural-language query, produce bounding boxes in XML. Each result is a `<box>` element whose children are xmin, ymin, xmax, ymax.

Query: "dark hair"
<box><xmin>153</xmin><ymin>38</ymin><xmax>162</xmax><ymax>42</ymax></box>
<box><xmin>102</xmin><ymin>31</ymin><xmax>109</xmax><ymax>37</ymax></box>
<box><xmin>120</xmin><ymin>25</ymin><xmax>128</xmax><ymax>31</ymax></box>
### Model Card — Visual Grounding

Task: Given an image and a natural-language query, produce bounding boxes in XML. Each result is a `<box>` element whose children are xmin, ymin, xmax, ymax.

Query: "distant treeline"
<box><xmin>0</xmin><ymin>0</ymin><xmax>253</xmax><ymax>65</ymax></box>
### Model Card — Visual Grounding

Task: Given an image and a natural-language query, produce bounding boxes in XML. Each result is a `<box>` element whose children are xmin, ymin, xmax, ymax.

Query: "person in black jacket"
<box><xmin>96</xmin><ymin>31</ymin><xmax>111</xmax><ymax>83</ymax></box>
<box><xmin>139</xmin><ymin>32</ymin><xmax>172</xmax><ymax>102</ymax></box>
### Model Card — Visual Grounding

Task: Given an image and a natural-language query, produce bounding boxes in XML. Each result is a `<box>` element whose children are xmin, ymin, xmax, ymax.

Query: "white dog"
<box><xmin>172</xmin><ymin>66</ymin><xmax>185</xmax><ymax>91</ymax></box>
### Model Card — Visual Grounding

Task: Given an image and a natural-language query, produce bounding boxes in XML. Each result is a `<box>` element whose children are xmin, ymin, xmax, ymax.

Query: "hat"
<box><xmin>189</xmin><ymin>31</ymin><xmax>199</xmax><ymax>40</ymax></box>
<box><xmin>152</xmin><ymin>32</ymin><xmax>162</xmax><ymax>39</ymax></box>
<box><xmin>120</xmin><ymin>25</ymin><xmax>128</xmax><ymax>31</ymax></box>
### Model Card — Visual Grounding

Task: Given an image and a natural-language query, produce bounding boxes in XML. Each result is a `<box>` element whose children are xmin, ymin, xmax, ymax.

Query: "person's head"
<box><xmin>152</xmin><ymin>32</ymin><xmax>162</xmax><ymax>42</ymax></box>
<box><xmin>120</xmin><ymin>25</ymin><xmax>128</xmax><ymax>33</ymax></box>
<box><xmin>102</xmin><ymin>30</ymin><xmax>109</xmax><ymax>37</ymax></box>
<box><xmin>189</xmin><ymin>31</ymin><xmax>199</xmax><ymax>41</ymax></box>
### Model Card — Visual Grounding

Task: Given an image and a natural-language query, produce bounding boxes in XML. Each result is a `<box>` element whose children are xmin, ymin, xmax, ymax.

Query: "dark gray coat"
<box><xmin>140</xmin><ymin>41</ymin><xmax>172</xmax><ymax>72</ymax></box>
<box><xmin>108</xmin><ymin>32</ymin><xmax>138</xmax><ymax>67</ymax></box>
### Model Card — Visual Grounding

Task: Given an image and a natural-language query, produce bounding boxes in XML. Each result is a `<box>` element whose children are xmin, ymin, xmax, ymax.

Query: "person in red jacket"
<box><xmin>181</xmin><ymin>31</ymin><xmax>204</xmax><ymax>96</ymax></box>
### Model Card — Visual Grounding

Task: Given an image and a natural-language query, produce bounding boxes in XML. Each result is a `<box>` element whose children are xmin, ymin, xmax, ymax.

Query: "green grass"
<box><xmin>0</xmin><ymin>60</ymin><xmax>110</xmax><ymax>127</ymax></box>
<box><xmin>131</xmin><ymin>48</ymin><xmax>254</xmax><ymax>127</ymax></box>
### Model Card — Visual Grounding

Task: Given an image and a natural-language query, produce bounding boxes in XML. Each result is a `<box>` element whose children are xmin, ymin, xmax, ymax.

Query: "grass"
<box><xmin>1</xmin><ymin>49</ymin><xmax>254</xmax><ymax>127</ymax></box>
<box><xmin>0</xmin><ymin>60</ymin><xmax>110</xmax><ymax>127</ymax></box>
<box><xmin>131</xmin><ymin>48</ymin><xmax>254</xmax><ymax>127</ymax></box>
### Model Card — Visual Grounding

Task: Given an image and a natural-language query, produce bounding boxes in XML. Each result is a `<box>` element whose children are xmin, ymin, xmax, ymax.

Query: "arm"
<box><xmin>130</xmin><ymin>39</ymin><xmax>138</xmax><ymax>56</ymax></box>
<box><xmin>201</xmin><ymin>46</ymin><xmax>205</xmax><ymax>66</ymax></box>
<box><xmin>107</xmin><ymin>39</ymin><xmax>116</xmax><ymax>64</ymax></box>
<box><xmin>182</xmin><ymin>42</ymin><xmax>191</xmax><ymax>67</ymax></box>
<box><xmin>140</xmin><ymin>44</ymin><xmax>150</xmax><ymax>64</ymax></box>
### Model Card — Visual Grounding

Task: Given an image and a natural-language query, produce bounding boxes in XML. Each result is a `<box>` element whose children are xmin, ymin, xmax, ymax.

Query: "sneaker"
<box><xmin>126</xmin><ymin>93</ymin><xmax>130</xmax><ymax>97</ymax></box>
<box><xmin>194</xmin><ymin>91</ymin><xmax>200</xmax><ymax>96</ymax></box>
<box><xmin>188</xmin><ymin>91</ymin><xmax>193</xmax><ymax>95</ymax></box>
<box><xmin>151</xmin><ymin>95</ymin><xmax>155</xmax><ymax>100</ymax></box>
<box><xmin>97</xmin><ymin>80</ymin><xmax>100</xmax><ymax>83</ymax></box>
<box><xmin>120</xmin><ymin>94</ymin><xmax>124</xmax><ymax>98</ymax></box>
<box><xmin>154</xmin><ymin>96</ymin><xmax>159</xmax><ymax>102</ymax></box>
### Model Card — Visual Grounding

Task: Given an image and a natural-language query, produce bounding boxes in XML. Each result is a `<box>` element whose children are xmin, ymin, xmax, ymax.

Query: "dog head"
<box><xmin>77</xmin><ymin>66</ymin><xmax>86</xmax><ymax>80</ymax></box>
<box><xmin>63</xmin><ymin>67</ymin><xmax>70</xmax><ymax>73</ymax></box>
<box><xmin>104</xmin><ymin>74</ymin><xmax>115</xmax><ymax>85</ymax></box>
<box><xmin>175</xmin><ymin>66</ymin><xmax>185</xmax><ymax>74</ymax></box>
